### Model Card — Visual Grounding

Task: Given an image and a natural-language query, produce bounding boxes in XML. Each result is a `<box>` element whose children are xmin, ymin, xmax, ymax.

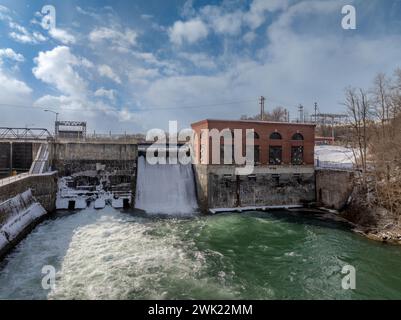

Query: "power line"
<box><xmin>0</xmin><ymin>99</ymin><xmax>256</xmax><ymax>113</ymax></box>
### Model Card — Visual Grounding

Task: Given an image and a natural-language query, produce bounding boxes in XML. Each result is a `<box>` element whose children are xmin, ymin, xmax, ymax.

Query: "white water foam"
<box><xmin>135</xmin><ymin>156</ymin><xmax>198</xmax><ymax>215</ymax></box>
<box><xmin>0</xmin><ymin>207</ymin><xmax>236</xmax><ymax>300</ymax></box>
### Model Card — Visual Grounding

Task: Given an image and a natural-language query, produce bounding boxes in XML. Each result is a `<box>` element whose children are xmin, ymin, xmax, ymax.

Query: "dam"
<box><xmin>2</xmin><ymin>120</ymin><xmax>393</xmax><ymax>300</ymax></box>
<box><xmin>0</xmin><ymin>120</ymin><xmax>355</xmax><ymax>257</ymax></box>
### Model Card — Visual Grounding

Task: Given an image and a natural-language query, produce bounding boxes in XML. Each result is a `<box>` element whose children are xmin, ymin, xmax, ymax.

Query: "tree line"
<box><xmin>344</xmin><ymin>69</ymin><xmax>401</xmax><ymax>224</ymax></box>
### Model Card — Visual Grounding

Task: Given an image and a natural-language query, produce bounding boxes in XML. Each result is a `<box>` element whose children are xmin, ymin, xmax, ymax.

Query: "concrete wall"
<box><xmin>0</xmin><ymin>142</ymin><xmax>43</xmax><ymax>177</ymax></box>
<box><xmin>193</xmin><ymin>164</ymin><xmax>209</xmax><ymax>212</ymax></box>
<box><xmin>51</xmin><ymin>142</ymin><xmax>138</xmax><ymax>175</ymax></box>
<box><xmin>0</xmin><ymin>173</ymin><xmax>58</xmax><ymax>212</ymax></box>
<box><xmin>316</xmin><ymin>169</ymin><xmax>354</xmax><ymax>210</ymax></box>
<box><xmin>194</xmin><ymin>164</ymin><xmax>315</xmax><ymax>211</ymax></box>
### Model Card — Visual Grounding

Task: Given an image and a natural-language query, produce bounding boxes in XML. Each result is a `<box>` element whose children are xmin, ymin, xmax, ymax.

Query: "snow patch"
<box><xmin>1</xmin><ymin>203</ymin><xmax>46</xmax><ymax>241</ymax></box>
<box><xmin>315</xmin><ymin>145</ymin><xmax>355</xmax><ymax>169</ymax></box>
<box><xmin>94</xmin><ymin>198</ymin><xmax>106</xmax><ymax>209</ymax></box>
<box><xmin>0</xmin><ymin>190</ymin><xmax>47</xmax><ymax>252</ymax></box>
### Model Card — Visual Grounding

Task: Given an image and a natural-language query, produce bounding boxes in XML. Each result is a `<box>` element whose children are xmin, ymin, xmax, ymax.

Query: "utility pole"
<box><xmin>259</xmin><ymin>96</ymin><xmax>265</xmax><ymax>120</ymax></box>
<box><xmin>314</xmin><ymin>102</ymin><xmax>318</xmax><ymax>124</ymax></box>
<box><xmin>298</xmin><ymin>104</ymin><xmax>304</xmax><ymax>123</ymax></box>
<box><xmin>44</xmin><ymin>109</ymin><xmax>59</xmax><ymax>140</ymax></box>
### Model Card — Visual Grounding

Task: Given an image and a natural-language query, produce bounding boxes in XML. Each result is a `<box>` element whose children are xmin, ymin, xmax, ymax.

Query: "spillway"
<box><xmin>134</xmin><ymin>156</ymin><xmax>198</xmax><ymax>215</ymax></box>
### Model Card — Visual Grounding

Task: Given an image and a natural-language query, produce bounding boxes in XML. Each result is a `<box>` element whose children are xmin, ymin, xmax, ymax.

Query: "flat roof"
<box><xmin>191</xmin><ymin>119</ymin><xmax>316</xmax><ymax>127</ymax></box>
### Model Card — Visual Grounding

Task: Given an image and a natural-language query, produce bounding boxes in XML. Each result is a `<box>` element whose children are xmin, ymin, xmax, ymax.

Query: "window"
<box><xmin>270</xmin><ymin>132</ymin><xmax>282</xmax><ymax>140</ymax></box>
<box><xmin>254</xmin><ymin>145</ymin><xmax>260</xmax><ymax>164</ymax></box>
<box><xmin>272</xmin><ymin>174</ymin><xmax>280</xmax><ymax>186</ymax></box>
<box><xmin>291</xmin><ymin>146</ymin><xmax>304</xmax><ymax>165</ymax></box>
<box><xmin>269</xmin><ymin>146</ymin><xmax>282</xmax><ymax>165</ymax></box>
<box><xmin>220</xmin><ymin>144</ymin><xmax>234</xmax><ymax>164</ymax></box>
<box><xmin>293</xmin><ymin>173</ymin><xmax>302</xmax><ymax>183</ymax></box>
<box><xmin>254</xmin><ymin>132</ymin><xmax>260</xmax><ymax>139</ymax></box>
<box><xmin>292</xmin><ymin>133</ymin><xmax>304</xmax><ymax>140</ymax></box>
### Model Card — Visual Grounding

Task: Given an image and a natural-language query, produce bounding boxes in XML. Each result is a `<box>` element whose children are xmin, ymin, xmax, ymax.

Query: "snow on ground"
<box><xmin>0</xmin><ymin>233</ymin><xmax>7</xmax><ymax>250</ymax></box>
<box><xmin>315</xmin><ymin>145</ymin><xmax>356</xmax><ymax>169</ymax></box>
<box><xmin>0</xmin><ymin>190</ymin><xmax>47</xmax><ymax>252</ymax></box>
<box><xmin>2</xmin><ymin>203</ymin><xmax>46</xmax><ymax>241</ymax></box>
<box><xmin>94</xmin><ymin>198</ymin><xmax>106</xmax><ymax>209</ymax></box>
<box><xmin>112</xmin><ymin>198</ymin><xmax>123</xmax><ymax>208</ymax></box>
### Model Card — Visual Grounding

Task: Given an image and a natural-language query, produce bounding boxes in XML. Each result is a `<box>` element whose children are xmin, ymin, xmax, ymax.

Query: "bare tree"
<box><xmin>240</xmin><ymin>106</ymin><xmax>288</xmax><ymax>122</ymax></box>
<box><xmin>343</xmin><ymin>87</ymin><xmax>371</xmax><ymax>186</ymax></box>
<box><xmin>371</xmin><ymin>73</ymin><xmax>391</xmax><ymax>138</ymax></box>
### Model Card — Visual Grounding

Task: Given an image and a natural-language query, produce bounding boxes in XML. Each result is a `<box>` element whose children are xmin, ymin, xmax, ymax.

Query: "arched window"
<box><xmin>254</xmin><ymin>132</ymin><xmax>260</xmax><ymax>139</ymax></box>
<box><xmin>292</xmin><ymin>133</ymin><xmax>304</xmax><ymax>140</ymax></box>
<box><xmin>270</xmin><ymin>132</ymin><xmax>282</xmax><ymax>140</ymax></box>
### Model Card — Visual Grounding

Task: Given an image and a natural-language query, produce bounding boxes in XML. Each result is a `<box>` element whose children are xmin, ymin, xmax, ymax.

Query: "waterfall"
<box><xmin>135</xmin><ymin>156</ymin><xmax>198</xmax><ymax>215</ymax></box>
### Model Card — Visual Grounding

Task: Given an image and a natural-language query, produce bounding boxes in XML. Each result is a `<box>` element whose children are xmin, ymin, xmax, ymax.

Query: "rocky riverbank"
<box><xmin>340</xmin><ymin>187</ymin><xmax>401</xmax><ymax>245</ymax></box>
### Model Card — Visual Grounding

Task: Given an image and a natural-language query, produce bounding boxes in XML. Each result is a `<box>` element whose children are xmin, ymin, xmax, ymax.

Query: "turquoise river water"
<box><xmin>0</xmin><ymin>207</ymin><xmax>401</xmax><ymax>299</ymax></box>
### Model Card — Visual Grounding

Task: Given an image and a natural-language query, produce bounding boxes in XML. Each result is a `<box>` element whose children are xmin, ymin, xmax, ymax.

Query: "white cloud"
<box><xmin>200</xmin><ymin>6</ymin><xmax>243</xmax><ymax>35</ymax></box>
<box><xmin>168</xmin><ymin>0</ymin><xmax>288</xmax><ymax>44</ymax></box>
<box><xmin>8</xmin><ymin>21</ymin><xmax>47</xmax><ymax>44</ymax></box>
<box><xmin>243</xmin><ymin>31</ymin><xmax>256</xmax><ymax>43</ymax></box>
<box><xmin>98</xmin><ymin>64</ymin><xmax>121</xmax><ymax>84</ymax></box>
<box><xmin>0</xmin><ymin>69</ymin><xmax>32</xmax><ymax>107</ymax></box>
<box><xmin>244</xmin><ymin>0</ymin><xmax>289</xmax><ymax>29</ymax></box>
<box><xmin>49</xmin><ymin>28</ymin><xmax>76</xmax><ymax>44</ymax></box>
<box><xmin>168</xmin><ymin>18</ymin><xmax>208</xmax><ymax>45</ymax></box>
<box><xmin>94</xmin><ymin>88</ymin><xmax>116</xmax><ymax>101</ymax></box>
<box><xmin>0</xmin><ymin>48</ymin><xmax>24</xmax><ymax>63</ymax></box>
<box><xmin>140</xmin><ymin>14</ymin><xmax>153</xmax><ymax>20</ymax></box>
<box><xmin>118</xmin><ymin>107</ymin><xmax>140</xmax><ymax>122</ymax></box>
<box><xmin>179</xmin><ymin>52</ymin><xmax>216</xmax><ymax>69</ymax></box>
<box><xmin>32</xmin><ymin>46</ymin><xmax>90</xmax><ymax>98</ymax></box>
<box><xmin>0</xmin><ymin>70</ymin><xmax>32</xmax><ymax>96</ymax></box>
<box><xmin>89</xmin><ymin>26</ymin><xmax>137</xmax><ymax>52</ymax></box>
<box><xmin>130</xmin><ymin>67</ymin><xmax>159</xmax><ymax>79</ymax></box>
<box><xmin>137</xmin><ymin>0</ymin><xmax>401</xmax><ymax>128</ymax></box>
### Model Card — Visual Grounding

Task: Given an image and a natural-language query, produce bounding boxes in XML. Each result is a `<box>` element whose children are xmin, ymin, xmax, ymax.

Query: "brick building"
<box><xmin>190</xmin><ymin>119</ymin><xmax>316</xmax><ymax>212</ymax></box>
<box><xmin>191</xmin><ymin>119</ymin><xmax>315</xmax><ymax>166</ymax></box>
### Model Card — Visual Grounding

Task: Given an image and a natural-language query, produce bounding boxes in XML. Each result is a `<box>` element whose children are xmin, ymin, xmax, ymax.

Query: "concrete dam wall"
<box><xmin>51</xmin><ymin>142</ymin><xmax>138</xmax><ymax>175</ymax></box>
<box><xmin>194</xmin><ymin>164</ymin><xmax>316</xmax><ymax>212</ymax></box>
<box><xmin>0</xmin><ymin>172</ymin><xmax>58</xmax><ymax>212</ymax></box>
<box><xmin>316</xmin><ymin>169</ymin><xmax>355</xmax><ymax>210</ymax></box>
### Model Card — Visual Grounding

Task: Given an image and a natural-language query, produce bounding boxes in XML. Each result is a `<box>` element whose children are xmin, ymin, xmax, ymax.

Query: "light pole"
<box><xmin>44</xmin><ymin>109</ymin><xmax>59</xmax><ymax>138</ymax></box>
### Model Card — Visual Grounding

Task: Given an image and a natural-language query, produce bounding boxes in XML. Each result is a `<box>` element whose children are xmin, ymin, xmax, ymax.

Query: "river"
<box><xmin>0</xmin><ymin>207</ymin><xmax>401</xmax><ymax>299</ymax></box>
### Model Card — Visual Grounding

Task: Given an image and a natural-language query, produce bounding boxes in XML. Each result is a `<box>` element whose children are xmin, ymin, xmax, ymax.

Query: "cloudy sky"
<box><xmin>0</xmin><ymin>0</ymin><xmax>400</xmax><ymax>133</ymax></box>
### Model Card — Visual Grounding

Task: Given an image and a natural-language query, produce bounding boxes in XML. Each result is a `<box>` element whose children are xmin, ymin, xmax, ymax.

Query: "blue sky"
<box><xmin>0</xmin><ymin>0</ymin><xmax>401</xmax><ymax>133</ymax></box>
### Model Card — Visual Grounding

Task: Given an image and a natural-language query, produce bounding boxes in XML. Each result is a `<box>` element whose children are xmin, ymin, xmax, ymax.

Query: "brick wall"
<box><xmin>191</xmin><ymin>119</ymin><xmax>315</xmax><ymax>166</ymax></box>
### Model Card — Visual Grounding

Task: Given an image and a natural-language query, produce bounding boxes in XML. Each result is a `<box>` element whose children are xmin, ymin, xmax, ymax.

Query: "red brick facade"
<box><xmin>191</xmin><ymin>119</ymin><xmax>315</xmax><ymax>166</ymax></box>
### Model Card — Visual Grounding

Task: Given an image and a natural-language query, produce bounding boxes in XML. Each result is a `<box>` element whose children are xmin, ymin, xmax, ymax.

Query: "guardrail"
<box><xmin>0</xmin><ymin>173</ymin><xmax>30</xmax><ymax>187</ymax></box>
<box><xmin>315</xmin><ymin>159</ymin><xmax>354</xmax><ymax>170</ymax></box>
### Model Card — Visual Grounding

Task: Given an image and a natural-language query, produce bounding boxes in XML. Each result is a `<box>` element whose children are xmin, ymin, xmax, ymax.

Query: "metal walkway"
<box><xmin>29</xmin><ymin>144</ymin><xmax>49</xmax><ymax>174</ymax></box>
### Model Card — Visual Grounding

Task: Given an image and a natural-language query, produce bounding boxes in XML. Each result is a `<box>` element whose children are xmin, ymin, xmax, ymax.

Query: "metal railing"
<box><xmin>0</xmin><ymin>172</ymin><xmax>30</xmax><ymax>186</ymax></box>
<box><xmin>0</xmin><ymin>127</ymin><xmax>53</xmax><ymax>141</ymax></box>
<box><xmin>315</xmin><ymin>159</ymin><xmax>354</xmax><ymax>170</ymax></box>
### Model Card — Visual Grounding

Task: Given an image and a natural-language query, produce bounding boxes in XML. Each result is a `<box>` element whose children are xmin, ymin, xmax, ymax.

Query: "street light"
<box><xmin>44</xmin><ymin>109</ymin><xmax>59</xmax><ymax>122</ymax></box>
<box><xmin>44</xmin><ymin>109</ymin><xmax>59</xmax><ymax>138</ymax></box>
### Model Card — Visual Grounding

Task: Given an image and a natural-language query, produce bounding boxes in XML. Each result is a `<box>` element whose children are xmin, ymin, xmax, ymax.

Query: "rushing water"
<box><xmin>135</xmin><ymin>156</ymin><xmax>198</xmax><ymax>215</ymax></box>
<box><xmin>0</xmin><ymin>207</ymin><xmax>401</xmax><ymax>299</ymax></box>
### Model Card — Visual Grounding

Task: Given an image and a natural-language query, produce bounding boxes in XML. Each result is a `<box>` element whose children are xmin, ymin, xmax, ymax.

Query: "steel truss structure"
<box><xmin>0</xmin><ymin>127</ymin><xmax>53</xmax><ymax>141</ymax></box>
